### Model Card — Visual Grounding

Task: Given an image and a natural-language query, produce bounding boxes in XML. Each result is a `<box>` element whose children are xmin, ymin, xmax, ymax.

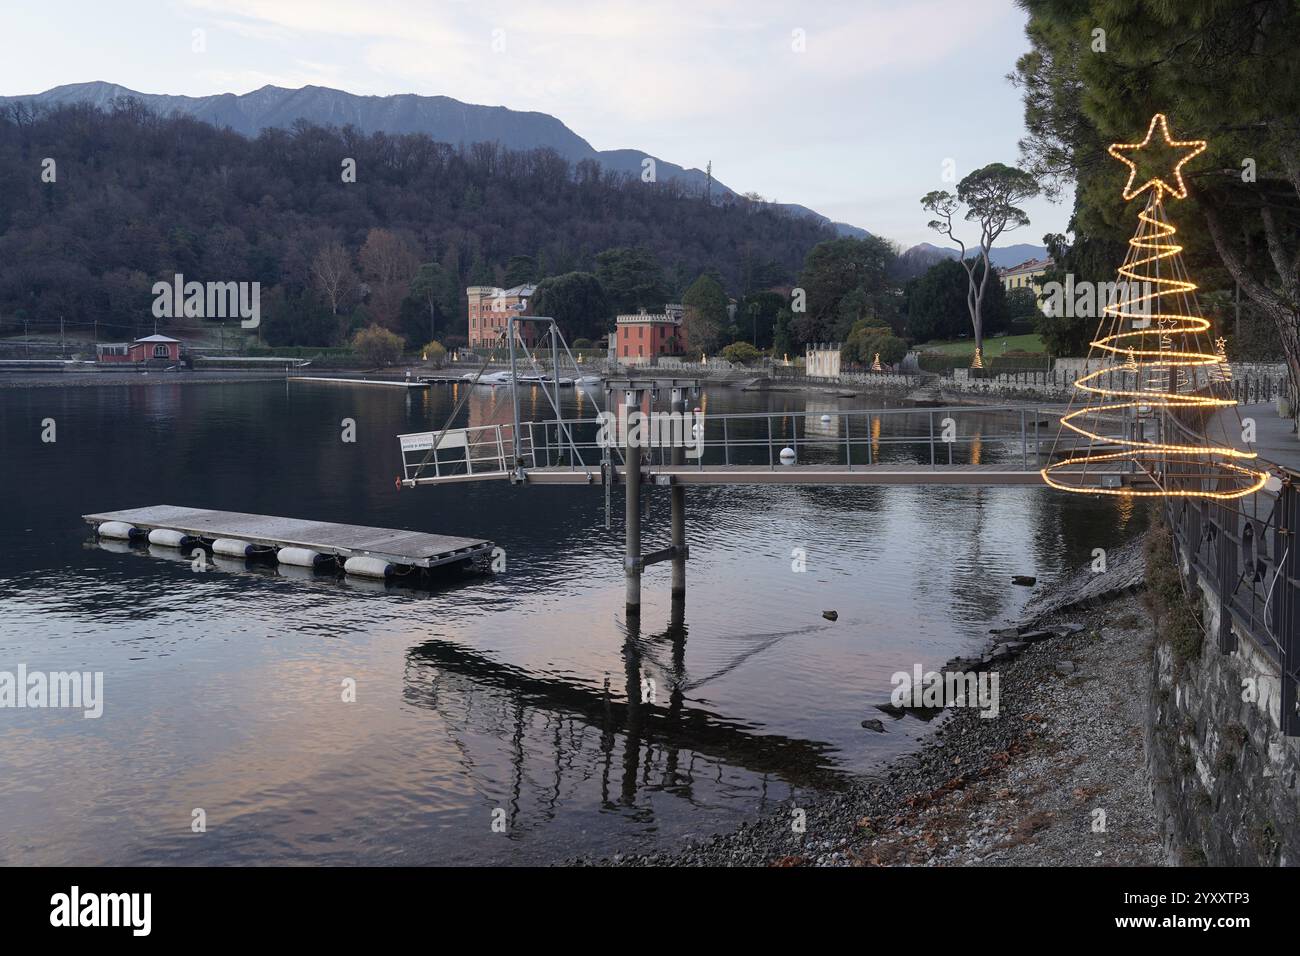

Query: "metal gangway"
<box><xmin>396</xmin><ymin>317</ymin><xmax>1128</xmax><ymax>618</ymax></box>
<box><xmin>399</xmin><ymin>400</ymin><xmax>1097</xmax><ymax>488</ymax></box>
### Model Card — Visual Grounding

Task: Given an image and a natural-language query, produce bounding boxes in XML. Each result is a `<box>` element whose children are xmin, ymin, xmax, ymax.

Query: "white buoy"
<box><xmin>278</xmin><ymin>547</ymin><xmax>326</xmax><ymax>568</ymax></box>
<box><xmin>344</xmin><ymin>556</ymin><xmax>395</xmax><ymax>578</ymax></box>
<box><xmin>98</xmin><ymin>521</ymin><xmax>142</xmax><ymax>540</ymax></box>
<box><xmin>780</xmin><ymin>446</ymin><xmax>796</xmax><ymax>465</ymax></box>
<box><xmin>147</xmin><ymin>528</ymin><xmax>194</xmax><ymax>548</ymax></box>
<box><xmin>213</xmin><ymin>538</ymin><xmax>255</xmax><ymax>557</ymax></box>
<box><xmin>820</xmin><ymin>414</ymin><xmax>832</xmax><ymax>424</ymax></box>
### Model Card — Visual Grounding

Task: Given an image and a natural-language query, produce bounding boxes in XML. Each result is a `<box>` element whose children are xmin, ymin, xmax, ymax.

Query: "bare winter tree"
<box><xmin>310</xmin><ymin>242</ymin><xmax>358</xmax><ymax>316</ymax></box>
<box><xmin>359</xmin><ymin>228</ymin><xmax>420</xmax><ymax>329</ymax></box>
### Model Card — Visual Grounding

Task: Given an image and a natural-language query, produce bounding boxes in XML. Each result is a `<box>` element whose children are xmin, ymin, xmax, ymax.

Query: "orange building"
<box><xmin>615</xmin><ymin>305</ymin><xmax>686</xmax><ymax>364</ymax></box>
<box><xmin>467</xmin><ymin>284</ymin><xmax>542</xmax><ymax>349</ymax></box>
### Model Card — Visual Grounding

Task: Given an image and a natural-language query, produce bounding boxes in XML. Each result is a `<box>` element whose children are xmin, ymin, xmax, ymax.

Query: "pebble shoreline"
<box><xmin>580</xmin><ymin>538</ymin><xmax>1165</xmax><ymax>867</ymax></box>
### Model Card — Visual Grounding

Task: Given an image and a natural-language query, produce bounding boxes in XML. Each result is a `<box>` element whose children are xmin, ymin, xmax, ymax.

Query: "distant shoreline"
<box><xmin>0</xmin><ymin>369</ymin><xmax>372</xmax><ymax>389</ymax></box>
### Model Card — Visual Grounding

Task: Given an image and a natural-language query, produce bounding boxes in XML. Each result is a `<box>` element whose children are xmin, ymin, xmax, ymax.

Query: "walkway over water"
<box><xmin>519</xmin><ymin>463</ymin><xmax>1071</xmax><ymax>486</ymax></box>
<box><xmin>398</xmin><ymin>403</ymin><xmax>1081</xmax><ymax>488</ymax></box>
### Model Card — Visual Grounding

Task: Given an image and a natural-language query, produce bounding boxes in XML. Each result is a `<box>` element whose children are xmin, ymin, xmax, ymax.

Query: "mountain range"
<box><xmin>0</xmin><ymin>82</ymin><xmax>1046</xmax><ymax>266</ymax></box>
<box><xmin>905</xmin><ymin>242</ymin><xmax>1051</xmax><ymax>270</ymax></box>
<box><xmin>1</xmin><ymin>81</ymin><xmax>869</xmax><ymax>238</ymax></box>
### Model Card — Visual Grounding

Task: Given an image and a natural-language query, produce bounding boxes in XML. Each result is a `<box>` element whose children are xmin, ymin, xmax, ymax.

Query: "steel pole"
<box><xmin>625</xmin><ymin>388</ymin><xmax>642</xmax><ymax>618</ymax></box>
<box><xmin>508</xmin><ymin>317</ymin><xmax>522</xmax><ymax>476</ymax></box>
<box><xmin>670</xmin><ymin>388</ymin><xmax>686</xmax><ymax>600</ymax></box>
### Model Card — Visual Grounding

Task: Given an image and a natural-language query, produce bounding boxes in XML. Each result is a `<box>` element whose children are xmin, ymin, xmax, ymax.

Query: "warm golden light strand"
<box><xmin>1041</xmin><ymin>115</ymin><xmax>1267</xmax><ymax>499</ymax></box>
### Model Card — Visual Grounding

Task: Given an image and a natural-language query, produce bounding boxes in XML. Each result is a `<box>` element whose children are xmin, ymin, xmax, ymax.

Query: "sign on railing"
<box><xmin>399</xmin><ymin>424</ymin><xmax>529</xmax><ymax>482</ymax></box>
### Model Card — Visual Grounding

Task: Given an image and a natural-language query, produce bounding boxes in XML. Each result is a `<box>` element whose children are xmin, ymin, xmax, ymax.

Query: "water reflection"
<box><xmin>404</xmin><ymin>610</ymin><xmax>847</xmax><ymax>833</ymax></box>
<box><xmin>0</xmin><ymin>380</ymin><xmax>1146</xmax><ymax>864</ymax></box>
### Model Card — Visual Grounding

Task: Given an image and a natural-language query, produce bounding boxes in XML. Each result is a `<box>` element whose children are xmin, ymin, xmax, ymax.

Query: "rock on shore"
<box><xmin>580</xmin><ymin>541</ymin><xmax>1164</xmax><ymax>867</ymax></box>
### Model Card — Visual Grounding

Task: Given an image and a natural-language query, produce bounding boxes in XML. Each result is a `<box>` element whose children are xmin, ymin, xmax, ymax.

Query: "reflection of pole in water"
<box><xmin>664</xmin><ymin>596</ymin><xmax>687</xmax><ymax>782</ymax></box>
<box><xmin>508</xmin><ymin>698</ymin><xmax>526</xmax><ymax>829</ymax></box>
<box><xmin>621</xmin><ymin>615</ymin><xmax>644</xmax><ymax>806</ymax></box>
<box><xmin>402</xmin><ymin>625</ymin><xmax>844</xmax><ymax>823</ymax></box>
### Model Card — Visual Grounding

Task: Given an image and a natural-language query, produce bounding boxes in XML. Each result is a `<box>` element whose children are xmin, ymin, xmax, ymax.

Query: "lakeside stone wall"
<box><xmin>1146</xmin><ymin>539</ymin><xmax>1300</xmax><ymax>865</ymax></box>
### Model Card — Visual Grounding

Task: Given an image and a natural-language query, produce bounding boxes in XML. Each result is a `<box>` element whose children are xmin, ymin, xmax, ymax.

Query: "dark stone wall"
<box><xmin>1146</xmin><ymin>562</ymin><xmax>1300</xmax><ymax>865</ymax></box>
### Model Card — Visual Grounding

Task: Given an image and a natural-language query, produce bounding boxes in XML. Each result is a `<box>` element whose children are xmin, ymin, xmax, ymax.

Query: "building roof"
<box><xmin>998</xmin><ymin>257</ymin><xmax>1054</xmax><ymax>278</ymax></box>
<box><xmin>135</xmin><ymin>334</ymin><xmax>181</xmax><ymax>343</ymax></box>
<box><xmin>616</xmin><ymin>311</ymin><xmax>680</xmax><ymax>325</ymax></box>
<box><xmin>467</xmin><ymin>284</ymin><xmax>537</xmax><ymax>298</ymax></box>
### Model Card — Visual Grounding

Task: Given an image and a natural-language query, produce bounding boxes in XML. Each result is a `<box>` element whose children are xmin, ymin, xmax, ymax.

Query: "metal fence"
<box><xmin>501</xmin><ymin>404</ymin><xmax>1065</xmax><ymax>472</ymax></box>
<box><xmin>1166</xmin><ymin>467</ymin><xmax>1300</xmax><ymax>735</ymax></box>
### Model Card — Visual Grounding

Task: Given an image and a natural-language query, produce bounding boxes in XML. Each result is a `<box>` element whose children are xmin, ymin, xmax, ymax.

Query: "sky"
<box><xmin>0</xmin><ymin>0</ymin><xmax>1073</xmax><ymax>250</ymax></box>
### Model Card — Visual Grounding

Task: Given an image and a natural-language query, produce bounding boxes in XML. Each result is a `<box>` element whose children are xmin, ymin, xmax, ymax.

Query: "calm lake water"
<box><xmin>0</xmin><ymin>378</ymin><xmax>1144</xmax><ymax>865</ymax></box>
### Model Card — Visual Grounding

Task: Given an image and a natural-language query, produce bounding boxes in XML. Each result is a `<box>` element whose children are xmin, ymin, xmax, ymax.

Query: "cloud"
<box><xmin>180</xmin><ymin>0</ymin><xmax>1006</xmax><ymax>117</ymax></box>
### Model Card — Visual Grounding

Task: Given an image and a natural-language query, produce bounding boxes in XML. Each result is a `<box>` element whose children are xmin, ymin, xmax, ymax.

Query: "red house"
<box><xmin>97</xmin><ymin>334</ymin><xmax>183</xmax><ymax>364</ymax></box>
<box><xmin>615</xmin><ymin>306</ymin><xmax>687</xmax><ymax>364</ymax></box>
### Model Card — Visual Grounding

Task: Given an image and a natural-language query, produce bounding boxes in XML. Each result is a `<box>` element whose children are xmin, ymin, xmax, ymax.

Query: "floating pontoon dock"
<box><xmin>83</xmin><ymin>505</ymin><xmax>492</xmax><ymax>575</ymax></box>
<box><xmin>288</xmin><ymin>376</ymin><xmax>430</xmax><ymax>389</ymax></box>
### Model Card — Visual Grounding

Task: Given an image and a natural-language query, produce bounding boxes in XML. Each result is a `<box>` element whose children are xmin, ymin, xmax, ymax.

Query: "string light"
<box><xmin>971</xmin><ymin>346</ymin><xmax>984</xmax><ymax>370</ymax></box>
<box><xmin>1107</xmin><ymin>113</ymin><xmax>1207</xmax><ymax>201</ymax></box>
<box><xmin>1042</xmin><ymin>114</ymin><xmax>1267</xmax><ymax>500</ymax></box>
<box><xmin>1214</xmin><ymin>337</ymin><xmax>1231</xmax><ymax>383</ymax></box>
<box><xmin>871</xmin><ymin>352</ymin><xmax>882</xmax><ymax>371</ymax></box>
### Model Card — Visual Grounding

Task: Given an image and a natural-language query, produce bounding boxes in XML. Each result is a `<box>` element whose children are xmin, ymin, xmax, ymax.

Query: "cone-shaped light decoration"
<box><xmin>1041</xmin><ymin>114</ymin><xmax>1267</xmax><ymax>499</ymax></box>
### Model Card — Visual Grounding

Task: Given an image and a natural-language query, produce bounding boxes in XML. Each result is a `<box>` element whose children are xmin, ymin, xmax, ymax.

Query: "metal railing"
<box><xmin>1166</xmin><ymin>464</ymin><xmax>1300</xmax><ymax>736</ymax></box>
<box><xmin>514</xmin><ymin>403</ymin><xmax>1065</xmax><ymax>472</ymax></box>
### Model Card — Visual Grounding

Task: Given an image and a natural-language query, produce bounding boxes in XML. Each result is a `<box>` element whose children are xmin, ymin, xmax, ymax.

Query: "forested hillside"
<box><xmin>0</xmin><ymin>100</ymin><xmax>834</xmax><ymax>347</ymax></box>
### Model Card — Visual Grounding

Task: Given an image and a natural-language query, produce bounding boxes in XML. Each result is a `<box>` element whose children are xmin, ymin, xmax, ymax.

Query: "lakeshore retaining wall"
<box><xmin>1146</xmin><ymin>538</ymin><xmax>1300</xmax><ymax>865</ymax></box>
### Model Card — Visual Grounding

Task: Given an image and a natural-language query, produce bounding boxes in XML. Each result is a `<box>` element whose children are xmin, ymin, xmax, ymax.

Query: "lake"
<box><xmin>0</xmin><ymin>378</ymin><xmax>1144</xmax><ymax>864</ymax></box>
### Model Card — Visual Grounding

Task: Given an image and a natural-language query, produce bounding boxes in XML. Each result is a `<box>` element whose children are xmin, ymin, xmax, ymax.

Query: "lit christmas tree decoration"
<box><xmin>1041</xmin><ymin>114</ymin><xmax>1268</xmax><ymax>499</ymax></box>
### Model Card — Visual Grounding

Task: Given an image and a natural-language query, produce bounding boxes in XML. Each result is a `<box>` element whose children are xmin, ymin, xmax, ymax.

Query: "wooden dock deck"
<box><xmin>83</xmin><ymin>505</ymin><xmax>492</xmax><ymax>568</ymax></box>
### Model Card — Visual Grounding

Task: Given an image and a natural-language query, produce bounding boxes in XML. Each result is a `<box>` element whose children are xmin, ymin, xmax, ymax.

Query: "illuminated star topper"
<box><xmin>1108</xmin><ymin>113</ymin><xmax>1207</xmax><ymax>201</ymax></box>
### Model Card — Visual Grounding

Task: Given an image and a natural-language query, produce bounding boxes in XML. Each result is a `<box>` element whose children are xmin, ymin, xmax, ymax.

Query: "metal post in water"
<box><xmin>604</xmin><ymin>384</ymin><xmax>613</xmax><ymax>530</ymax></box>
<box><xmin>671</xmin><ymin>388</ymin><xmax>686</xmax><ymax>601</ymax></box>
<box><xmin>508</xmin><ymin>316</ymin><xmax>522</xmax><ymax>477</ymax></box>
<box><xmin>624</xmin><ymin>387</ymin><xmax>642</xmax><ymax>618</ymax></box>
<box><xmin>550</xmin><ymin>325</ymin><xmax>560</xmax><ymax>424</ymax></box>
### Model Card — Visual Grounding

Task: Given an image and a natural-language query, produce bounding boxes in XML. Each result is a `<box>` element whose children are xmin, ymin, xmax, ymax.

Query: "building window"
<box><xmin>154</xmin><ymin>345</ymin><xmax>169</xmax><ymax>358</ymax></box>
